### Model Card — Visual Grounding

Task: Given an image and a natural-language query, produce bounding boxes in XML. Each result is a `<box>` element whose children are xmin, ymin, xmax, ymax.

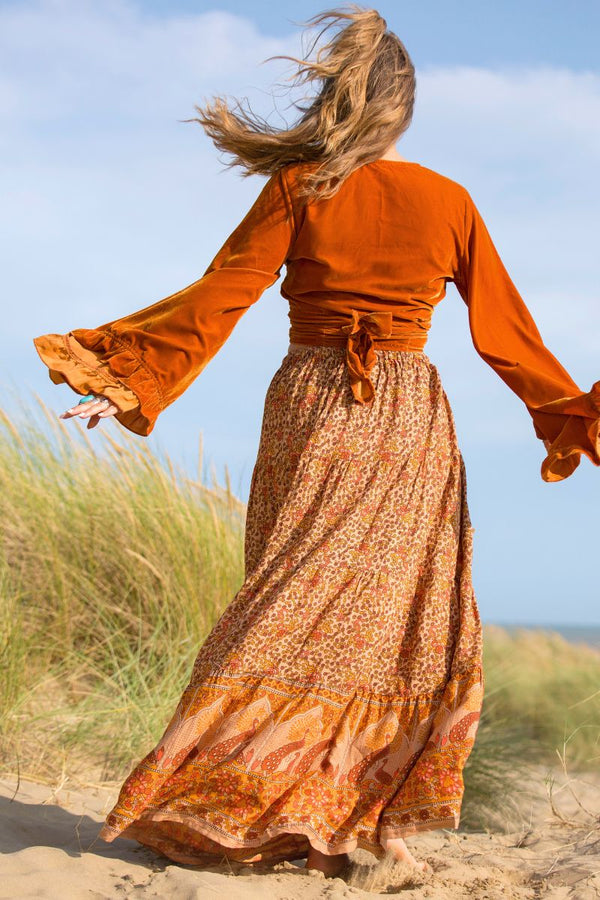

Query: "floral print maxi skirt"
<box><xmin>98</xmin><ymin>344</ymin><xmax>484</xmax><ymax>865</ymax></box>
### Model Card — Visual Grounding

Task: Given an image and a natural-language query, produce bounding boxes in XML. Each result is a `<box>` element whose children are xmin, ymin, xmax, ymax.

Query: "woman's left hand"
<box><xmin>59</xmin><ymin>395</ymin><xmax>120</xmax><ymax>429</ymax></box>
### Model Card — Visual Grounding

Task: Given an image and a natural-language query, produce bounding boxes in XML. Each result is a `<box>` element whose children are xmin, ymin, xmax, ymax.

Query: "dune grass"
<box><xmin>0</xmin><ymin>395</ymin><xmax>598</xmax><ymax>832</ymax></box>
<box><xmin>0</xmin><ymin>394</ymin><xmax>246</xmax><ymax>781</ymax></box>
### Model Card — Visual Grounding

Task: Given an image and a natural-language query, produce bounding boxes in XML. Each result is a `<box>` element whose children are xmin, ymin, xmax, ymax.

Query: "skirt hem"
<box><xmin>97</xmin><ymin>810</ymin><xmax>460</xmax><ymax>863</ymax></box>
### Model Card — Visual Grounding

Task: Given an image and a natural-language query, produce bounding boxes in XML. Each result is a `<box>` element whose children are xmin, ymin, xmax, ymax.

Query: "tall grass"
<box><xmin>0</xmin><ymin>394</ymin><xmax>598</xmax><ymax>833</ymax></box>
<box><xmin>0</xmin><ymin>394</ymin><xmax>245</xmax><ymax>781</ymax></box>
<box><xmin>482</xmin><ymin>624</ymin><xmax>600</xmax><ymax>766</ymax></box>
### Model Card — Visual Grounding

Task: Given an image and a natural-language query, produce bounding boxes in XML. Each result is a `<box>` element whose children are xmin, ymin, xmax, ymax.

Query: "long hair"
<box><xmin>186</xmin><ymin>5</ymin><xmax>416</xmax><ymax>204</ymax></box>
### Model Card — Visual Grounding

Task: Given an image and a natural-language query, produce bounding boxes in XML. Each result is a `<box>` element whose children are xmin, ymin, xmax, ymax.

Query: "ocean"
<box><xmin>486</xmin><ymin>622</ymin><xmax>600</xmax><ymax>651</ymax></box>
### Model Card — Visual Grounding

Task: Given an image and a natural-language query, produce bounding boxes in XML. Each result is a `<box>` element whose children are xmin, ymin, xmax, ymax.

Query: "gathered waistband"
<box><xmin>287</xmin><ymin>342</ymin><xmax>424</xmax><ymax>354</ymax></box>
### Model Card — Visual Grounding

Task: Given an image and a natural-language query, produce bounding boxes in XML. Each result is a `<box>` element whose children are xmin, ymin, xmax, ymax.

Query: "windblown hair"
<box><xmin>186</xmin><ymin>5</ymin><xmax>416</xmax><ymax>204</ymax></box>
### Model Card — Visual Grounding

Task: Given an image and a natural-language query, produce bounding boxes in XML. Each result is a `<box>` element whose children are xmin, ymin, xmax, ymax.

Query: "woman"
<box><xmin>33</xmin><ymin>5</ymin><xmax>599</xmax><ymax>880</ymax></box>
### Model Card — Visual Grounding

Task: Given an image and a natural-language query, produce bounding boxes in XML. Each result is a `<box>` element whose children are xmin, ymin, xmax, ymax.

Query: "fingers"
<box><xmin>86</xmin><ymin>411</ymin><xmax>108</xmax><ymax>430</ymax></box>
<box><xmin>85</xmin><ymin>404</ymin><xmax>120</xmax><ymax>429</ymax></box>
<box><xmin>60</xmin><ymin>397</ymin><xmax>111</xmax><ymax>418</ymax></box>
<box><xmin>60</xmin><ymin>396</ymin><xmax>120</xmax><ymax>426</ymax></box>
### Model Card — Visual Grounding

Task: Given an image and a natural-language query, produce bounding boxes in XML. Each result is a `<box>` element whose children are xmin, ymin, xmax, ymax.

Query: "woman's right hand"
<box><xmin>59</xmin><ymin>395</ymin><xmax>120</xmax><ymax>429</ymax></box>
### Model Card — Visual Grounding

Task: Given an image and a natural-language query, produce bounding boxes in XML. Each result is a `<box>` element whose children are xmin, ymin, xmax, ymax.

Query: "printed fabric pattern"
<box><xmin>98</xmin><ymin>345</ymin><xmax>484</xmax><ymax>865</ymax></box>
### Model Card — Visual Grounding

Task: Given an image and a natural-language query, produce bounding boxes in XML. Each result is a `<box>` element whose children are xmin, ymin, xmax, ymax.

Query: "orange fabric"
<box><xmin>33</xmin><ymin>159</ymin><xmax>599</xmax><ymax>481</ymax></box>
<box><xmin>291</xmin><ymin>307</ymin><xmax>426</xmax><ymax>403</ymax></box>
<box><xmin>33</xmin><ymin>332</ymin><xmax>144</xmax><ymax>424</ymax></box>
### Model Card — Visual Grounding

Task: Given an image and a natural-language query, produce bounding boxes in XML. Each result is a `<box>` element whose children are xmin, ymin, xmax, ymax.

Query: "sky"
<box><xmin>1</xmin><ymin>0</ymin><xmax>599</xmax><ymax>626</ymax></box>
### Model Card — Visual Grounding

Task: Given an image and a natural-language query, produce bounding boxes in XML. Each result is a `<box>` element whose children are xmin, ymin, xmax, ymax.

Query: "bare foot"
<box><xmin>306</xmin><ymin>845</ymin><xmax>349</xmax><ymax>878</ymax></box>
<box><xmin>383</xmin><ymin>837</ymin><xmax>432</xmax><ymax>873</ymax></box>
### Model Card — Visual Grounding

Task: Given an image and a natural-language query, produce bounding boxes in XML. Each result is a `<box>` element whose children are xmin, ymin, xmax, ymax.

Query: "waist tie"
<box><xmin>340</xmin><ymin>309</ymin><xmax>393</xmax><ymax>403</ymax></box>
<box><xmin>287</xmin><ymin>304</ymin><xmax>428</xmax><ymax>404</ymax></box>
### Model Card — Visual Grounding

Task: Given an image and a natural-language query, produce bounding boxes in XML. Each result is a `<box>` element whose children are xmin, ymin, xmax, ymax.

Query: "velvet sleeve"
<box><xmin>454</xmin><ymin>191</ymin><xmax>600</xmax><ymax>482</ymax></box>
<box><xmin>33</xmin><ymin>167</ymin><xmax>297</xmax><ymax>437</ymax></box>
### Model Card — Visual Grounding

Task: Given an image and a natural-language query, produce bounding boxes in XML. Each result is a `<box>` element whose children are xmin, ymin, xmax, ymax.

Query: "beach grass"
<box><xmin>1</xmin><ymin>395</ymin><xmax>598</xmax><ymax>831</ymax></box>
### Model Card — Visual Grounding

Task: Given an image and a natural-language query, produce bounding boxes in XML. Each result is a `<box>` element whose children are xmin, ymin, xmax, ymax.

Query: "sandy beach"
<box><xmin>1</xmin><ymin>765</ymin><xmax>599</xmax><ymax>899</ymax></box>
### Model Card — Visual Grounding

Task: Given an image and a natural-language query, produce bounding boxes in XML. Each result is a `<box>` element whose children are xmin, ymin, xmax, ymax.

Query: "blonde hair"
<box><xmin>187</xmin><ymin>5</ymin><xmax>416</xmax><ymax>204</ymax></box>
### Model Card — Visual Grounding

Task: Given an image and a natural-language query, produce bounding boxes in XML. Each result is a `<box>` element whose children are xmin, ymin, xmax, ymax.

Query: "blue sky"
<box><xmin>2</xmin><ymin>1</ymin><xmax>599</xmax><ymax>625</ymax></box>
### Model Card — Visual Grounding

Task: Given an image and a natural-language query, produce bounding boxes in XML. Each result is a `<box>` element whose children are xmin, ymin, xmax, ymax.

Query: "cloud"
<box><xmin>420</xmin><ymin>64</ymin><xmax>600</xmax><ymax>162</ymax></box>
<box><xmin>415</xmin><ymin>64</ymin><xmax>600</xmax><ymax>359</ymax></box>
<box><xmin>0</xmin><ymin>0</ymin><xmax>288</xmax><ymax>125</ymax></box>
<box><xmin>0</xmin><ymin>0</ymin><xmax>298</xmax><ymax>334</ymax></box>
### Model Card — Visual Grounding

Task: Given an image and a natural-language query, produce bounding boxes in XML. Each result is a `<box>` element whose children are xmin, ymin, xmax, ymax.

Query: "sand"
<box><xmin>1</xmin><ymin>766</ymin><xmax>599</xmax><ymax>899</ymax></box>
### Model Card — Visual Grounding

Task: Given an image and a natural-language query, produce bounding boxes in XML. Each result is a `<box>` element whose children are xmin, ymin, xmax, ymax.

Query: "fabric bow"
<box><xmin>340</xmin><ymin>309</ymin><xmax>393</xmax><ymax>403</ymax></box>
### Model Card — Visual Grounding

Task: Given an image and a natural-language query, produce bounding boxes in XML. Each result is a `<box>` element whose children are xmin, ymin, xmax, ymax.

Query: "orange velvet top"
<box><xmin>33</xmin><ymin>158</ymin><xmax>599</xmax><ymax>483</ymax></box>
